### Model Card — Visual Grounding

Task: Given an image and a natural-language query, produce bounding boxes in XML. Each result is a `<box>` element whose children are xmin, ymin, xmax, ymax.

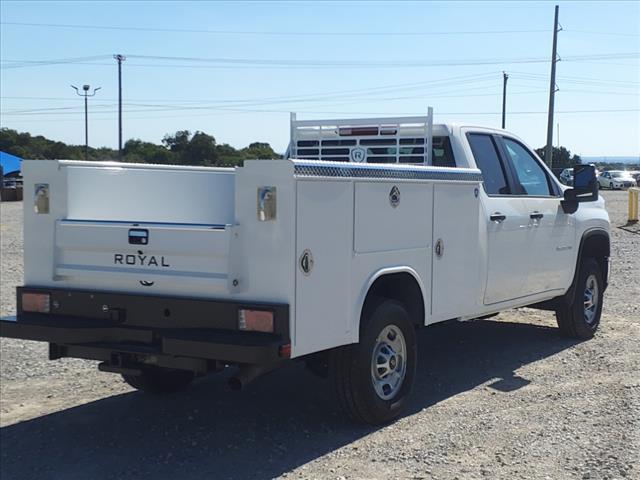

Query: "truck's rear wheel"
<box><xmin>330</xmin><ymin>299</ymin><xmax>416</xmax><ymax>425</ymax></box>
<box><xmin>556</xmin><ymin>257</ymin><xmax>603</xmax><ymax>339</ymax></box>
<box><xmin>122</xmin><ymin>367</ymin><xmax>195</xmax><ymax>393</ymax></box>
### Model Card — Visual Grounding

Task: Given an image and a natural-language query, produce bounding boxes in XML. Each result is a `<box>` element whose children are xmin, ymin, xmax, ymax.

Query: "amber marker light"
<box><xmin>238</xmin><ymin>309</ymin><xmax>274</xmax><ymax>333</ymax></box>
<box><xmin>22</xmin><ymin>292</ymin><xmax>50</xmax><ymax>314</ymax></box>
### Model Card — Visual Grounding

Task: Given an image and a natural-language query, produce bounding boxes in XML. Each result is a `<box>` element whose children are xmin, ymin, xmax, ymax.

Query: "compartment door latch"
<box><xmin>128</xmin><ymin>228</ymin><xmax>148</xmax><ymax>245</ymax></box>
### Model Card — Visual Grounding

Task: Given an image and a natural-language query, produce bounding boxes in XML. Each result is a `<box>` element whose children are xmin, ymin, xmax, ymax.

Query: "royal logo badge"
<box><xmin>350</xmin><ymin>147</ymin><xmax>366</xmax><ymax>163</ymax></box>
<box><xmin>389</xmin><ymin>185</ymin><xmax>400</xmax><ymax>208</ymax></box>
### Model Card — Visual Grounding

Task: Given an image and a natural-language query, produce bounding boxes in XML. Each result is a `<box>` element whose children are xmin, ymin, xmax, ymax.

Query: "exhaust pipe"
<box><xmin>228</xmin><ymin>363</ymin><xmax>281</xmax><ymax>391</ymax></box>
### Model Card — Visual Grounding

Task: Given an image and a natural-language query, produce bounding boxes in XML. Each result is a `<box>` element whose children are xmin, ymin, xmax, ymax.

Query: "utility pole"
<box><xmin>114</xmin><ymin>54</ymin><xmax>126</xmax><ymax>160</ymax></box>
<box><xmin>501</xmin><ymin>71</ymin><xmax>509</xmax><ymax>129</ymax></box>
<box><xmin>545</xmin><ymin>5</ymin><xmax>560</xmax><ymax>168</ymax></box>
<box><xmin>71</xmin><ymin>84</ymin><xmax>101</xmax><ymax>160</ymax></box>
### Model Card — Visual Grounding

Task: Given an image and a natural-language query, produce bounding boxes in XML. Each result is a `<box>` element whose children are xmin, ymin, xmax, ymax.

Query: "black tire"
<box><xmin>609</xmin><ymin>182</ymin><xmax>614</xmax><ymax>190</ymax></box>
<box><xmin>122</xmin><ymin>367</ymin><xmax>195</xmax><ymax>393</ymax></box>
<box><xmin>305</xmin><ymin>352</ymin><xmax>329</xmax><ymax>378</ymax></box>
<box><xmin>330</xmin><ymin>299</ymin><xmax>417</xmax><ymax>425</ymax></box>
<box><xmin>556</xmin><ymin>257</ymin><xmax>603</xmax><ymax>339</ymax></box>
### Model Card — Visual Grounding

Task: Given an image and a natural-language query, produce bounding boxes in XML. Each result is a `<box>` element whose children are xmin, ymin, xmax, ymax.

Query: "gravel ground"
<box><xmin>1</xmin><ymin>191</ymin><xmax>638</xmax><ymax>480</ymax></box>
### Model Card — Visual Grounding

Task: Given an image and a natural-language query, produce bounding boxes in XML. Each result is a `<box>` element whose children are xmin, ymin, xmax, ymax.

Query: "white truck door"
<box><xmin>465</xmin><ymin>133</ymin><xmax>532</xmax><ymax>305</ymax></box>
<box><xmin>498</xmin><ymin>137</ymin><xmax>576</xmax><ymax>293</ymax></box>
<box><xmin>431</xmin><ymin>183</ymin><xmax>482</xmax><ymax>321</ymax></box>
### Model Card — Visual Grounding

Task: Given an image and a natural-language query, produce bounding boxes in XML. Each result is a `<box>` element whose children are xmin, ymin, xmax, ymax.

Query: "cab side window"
<box><xmin>502</xmin><ymin>138</ymin><xmax>553</xmax><ymax>196</ymax></box>
<box><xmin>467</xmin><ymin>133</ymin><xmax>510</xmax><ymax>195</ymax></box>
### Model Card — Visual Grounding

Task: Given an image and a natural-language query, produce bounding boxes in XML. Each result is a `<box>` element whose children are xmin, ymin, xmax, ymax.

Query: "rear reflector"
<box><xmin>238</xmin><ymin>309</ymin><xmax>274</xmax><ymax>333</ymax></box>
<box><xmin>22</xmin><ymin>292</ymin><xmax>50</xmax><ymax>313</ymax></box>
<box><xmin>279</xmin><ymin>343</ymin><xmax>292</xmax><ymax>359</ymax></box>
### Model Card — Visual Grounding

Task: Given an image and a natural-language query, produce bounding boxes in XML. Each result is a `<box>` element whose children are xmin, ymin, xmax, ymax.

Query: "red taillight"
<box><xmin>238</xmin><ymin>309</ymin><xmax>274</xmax><ymax>333</ymax></box>
<box><xmin>339</xmin><ymin>127</ymin><xmax>379</xmax><ymax>136</ymax></box>
<box><xmin>22</xmin><ymin>292</ymin><xmax>50</xmax><ymax>313</ymax></box>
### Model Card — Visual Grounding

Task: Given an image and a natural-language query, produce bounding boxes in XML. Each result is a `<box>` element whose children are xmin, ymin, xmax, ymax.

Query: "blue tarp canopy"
<box><xmin>0</xmin><ymin>151</ymin><xmax>22</xmax><ymax>175</ymax></box>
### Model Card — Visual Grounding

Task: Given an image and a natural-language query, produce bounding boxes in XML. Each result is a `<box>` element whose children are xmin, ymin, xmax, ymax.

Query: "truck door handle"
<box><xmin>530</xmin><ymin>212</ymin><xmax>544</xmax><ymax>220</ymax></box>
<box><xmin>490</xmin><ymin>213</ymin><xmax>506</xmax><ymax>223</ymax></box>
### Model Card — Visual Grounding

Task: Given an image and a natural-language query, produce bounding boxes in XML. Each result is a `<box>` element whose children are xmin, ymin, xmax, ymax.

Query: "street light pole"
<box><xmin>71</xmin><ymin>84</ymin><xmax>101</xmax><ymax>160</ymax></box>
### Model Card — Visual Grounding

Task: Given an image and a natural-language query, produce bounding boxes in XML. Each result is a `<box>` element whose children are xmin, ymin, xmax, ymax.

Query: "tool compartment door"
<box><xmin>294</xmin><ymin>180</ymin><xmax>353</xmax><ymax>357</ymax></box>
<box><xmin>55</xmin><ymin>221</ymin><xmax>231</xmax><ymax>295</ymax></box>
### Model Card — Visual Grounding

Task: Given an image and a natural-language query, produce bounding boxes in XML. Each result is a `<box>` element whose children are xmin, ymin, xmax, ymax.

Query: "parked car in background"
<box><xmin>629</xmin><ymin>171</ymin><xmax>640</xmax><ymax>186</ymax></box>
<box><xmin>2</xmin><ymin>177</ymin><xmax>22</xmax><ymax>189</ymax></box>
<box><xmin>560</xmin><ymin>168</ymin><xmax>574</xmax><ymax>186</ymax></box>
<box><xmin>598</xmin><ymin>170</ymin><xmax>636</xmax><ymax>189</ymax></box>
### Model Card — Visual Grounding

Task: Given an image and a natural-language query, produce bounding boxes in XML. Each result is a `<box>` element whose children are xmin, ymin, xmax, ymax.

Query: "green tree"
<box><xmin>161</xmin><ymin>130</ymin><xmax>217</xmax><ymax>165</ymax></box>
<box><xmin>242</xmin><ymin>142</ymin><xmax>279</xmax><ymax>160</ymax></box>
<box><xmin>1</xmin><ymin>127</ymin><xmax>279</xmax><ymax>167</ymax></box>
<box><xmin>162</xmin><ymin>130</ymin><xmax>191</xmax><ymax>155</ymax></box>
<box><xmin>188</xmin><ymin>131</ymin><xmax>218</xmax><ymax>165</ymax></box>
<box><xmin>535</xmin><ymin>146</ymin><xmax>582</xmax><ymax>169</ymax></box>
<box><xmin>216</xmin><ymin>143</ymin><xmax>245</xmax><ymax>166</ymax></box>
<box><xmin>124</xmin><ymin>139</ymin><xmax>175</xmax><ymax>164</ymax></box>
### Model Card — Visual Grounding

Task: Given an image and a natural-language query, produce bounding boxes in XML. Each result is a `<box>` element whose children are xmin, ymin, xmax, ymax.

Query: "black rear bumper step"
<box><xmin>0</xmin><ymin>315</ymin><xmax>154</xmax><ymax>344</ymax></box>
<box><xmin>0</xmin><ymin>314</ymin><xmax>288</xmax><ymax>365</ymax></box>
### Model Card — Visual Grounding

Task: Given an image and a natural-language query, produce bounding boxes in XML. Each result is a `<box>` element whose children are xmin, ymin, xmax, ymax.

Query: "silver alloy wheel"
<box><xmin>371</xmin><ymin>324</ymin><xmax>407</xmax><ymax>400</ymax></box>
<box><xmin>584</xmin><ymin>274</ymin><xmax>599</xmax><ymax>325</ymax></box>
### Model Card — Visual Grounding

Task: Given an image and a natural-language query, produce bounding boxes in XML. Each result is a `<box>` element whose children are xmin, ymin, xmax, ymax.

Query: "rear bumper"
<box><xmin>1</xmin><ymin>287</ymin><xmax>290</xmax><ymax>366</ymax></box>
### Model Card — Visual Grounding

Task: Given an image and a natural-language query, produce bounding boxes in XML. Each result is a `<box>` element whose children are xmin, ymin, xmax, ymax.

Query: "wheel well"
<box><xmin>581</xmin><ymin>232</ymin><xmax>610</xmax><ymax>288</ymax></box>
<box><xmin>363</xmin><ymin>272</ymin><xmax>425</xmax><ymax>327</ymax></box>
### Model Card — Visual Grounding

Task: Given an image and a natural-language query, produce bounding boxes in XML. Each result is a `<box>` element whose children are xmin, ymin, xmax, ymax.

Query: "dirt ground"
<box><xmin>1</xmin><ymin>191</ymin><xmax>638</xmax><ymax>480</ymax></box>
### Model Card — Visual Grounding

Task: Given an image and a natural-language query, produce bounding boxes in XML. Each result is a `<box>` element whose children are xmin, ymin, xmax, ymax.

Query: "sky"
<box><xmin>1</xmin><ymin>0</ymin><xmax>639</xmax><ymax>156</ymax></box>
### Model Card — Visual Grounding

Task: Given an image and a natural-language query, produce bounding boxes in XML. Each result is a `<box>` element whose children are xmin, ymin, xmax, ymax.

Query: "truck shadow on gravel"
<box><xmin>0</xmin><ymin>318</ymin><xmax>579</xmax><ymax>480</ymax></box>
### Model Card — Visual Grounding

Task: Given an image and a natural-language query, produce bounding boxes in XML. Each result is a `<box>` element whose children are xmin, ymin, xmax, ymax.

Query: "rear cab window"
<box><xmin>466</xmin><ymin>133</ymin><xmax>510</xmax><ymax>195</ymax></box>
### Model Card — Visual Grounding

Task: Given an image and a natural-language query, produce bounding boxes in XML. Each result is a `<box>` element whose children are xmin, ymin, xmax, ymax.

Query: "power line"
<box><xmin>6</xmin><ymin>85</ymin><xmax>639</xmax><ymax>116</ymax></box>
<box><xmin>3</xmin><ymin>71</ymin><xmax>636</xmax><ymax>104</ymax></box>
<box><xmin>2</xmin><ymin>21</ymin><xmax>638</xmax><ymax>38</ymax></box>
<box><xmin>126</xmin><ymin>52</ymin><xmax>640</xmax><ymax>67</ymax></box>
<box><xmin>0</xmin><ymin>55</ymin><xmax>112</xmax><ymax>69</ymax></box>
<box><xmin>2</xmin><ymin>52</ymin><xmax>637</xmax><ymax>70</ymax></box>
<box><xmin>565</xmin><ymin>29</ymin><xmax>640</xmax><ymax>38</ymax></box>
<box><xmin>3</xmin><ymin>105</ymin><xmax>637</xmax><ymax>117</ymax></box>
<box><xmin>0</xmin><ymin>72</ymin><xmax>501</xmax><ymax>105</ymax></box>
<box><xmin>0</xmin><ymin>21</ymin><xmax>551</xmax><ymax>36</ymax></box>
<box><xmin>3</xmin><ymin>108</ymin><xmax>639</xmax><ymax>127</ymax></box>
<box><xmin>0</xmin><ymin>73</ymin><xmax>506</xmax><ymax>114</ymax></box>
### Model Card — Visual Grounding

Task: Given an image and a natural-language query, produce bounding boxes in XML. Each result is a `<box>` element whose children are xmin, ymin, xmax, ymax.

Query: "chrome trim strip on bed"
<box><xmin>293</xmin><ymin>160</ymin><xmax>483</xmax><ymax>182</ymax></box>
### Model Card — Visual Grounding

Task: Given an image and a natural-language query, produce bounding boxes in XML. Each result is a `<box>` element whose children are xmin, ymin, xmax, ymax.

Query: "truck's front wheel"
<box><xmin>122</xmin><ymin>367</ymin><xmax>195</xmax><ymax>393</ymax></box>
<box><xmin>556</xmin><ymin>257</ymin><xmax>604</xmax><ymax>339</ymax></box>
<box><xmin>330</xmin><ymin>299</ymin><xmax>417</xmax><ymax>425</ymax></box>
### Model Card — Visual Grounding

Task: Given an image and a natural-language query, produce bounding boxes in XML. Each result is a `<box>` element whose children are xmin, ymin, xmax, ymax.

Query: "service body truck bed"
<box><xmin>1</xmin><ymin>114</ymin><xmax>611</xmax><ymax>424</ymax></box>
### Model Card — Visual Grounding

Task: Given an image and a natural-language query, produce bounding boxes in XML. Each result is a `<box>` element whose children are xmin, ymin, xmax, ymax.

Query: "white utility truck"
<box><xmin>0</xmin><ymin>112</ymin><xmax>610</xmax><ymax>424</ymax></box>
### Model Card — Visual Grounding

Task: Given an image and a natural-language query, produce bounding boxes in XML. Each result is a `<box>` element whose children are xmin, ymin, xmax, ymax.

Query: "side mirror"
<box><xmin>561</xmin><ymin>164</ymin><xmax>598</xmax><ymax>214</ymax></box>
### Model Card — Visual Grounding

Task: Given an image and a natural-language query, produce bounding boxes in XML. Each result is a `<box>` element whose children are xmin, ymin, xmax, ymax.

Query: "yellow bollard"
<box><xmin>629</xmin><ymin>187</ymin><xmax>639</xmax><ymax>223</ymax></box>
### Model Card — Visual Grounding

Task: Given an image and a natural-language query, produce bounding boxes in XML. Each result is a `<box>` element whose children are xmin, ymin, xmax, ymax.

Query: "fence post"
<box><xmin>629</xmin><ymin>187</ymin><xmax>639</xmax><ymax>223</ymax></box>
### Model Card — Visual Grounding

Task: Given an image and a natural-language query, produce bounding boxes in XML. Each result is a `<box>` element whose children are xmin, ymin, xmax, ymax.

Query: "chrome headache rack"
<box><xmin>286</xmin><ymin>108</ymin><xmax>435</xmax><ymax>165</ymax></box>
